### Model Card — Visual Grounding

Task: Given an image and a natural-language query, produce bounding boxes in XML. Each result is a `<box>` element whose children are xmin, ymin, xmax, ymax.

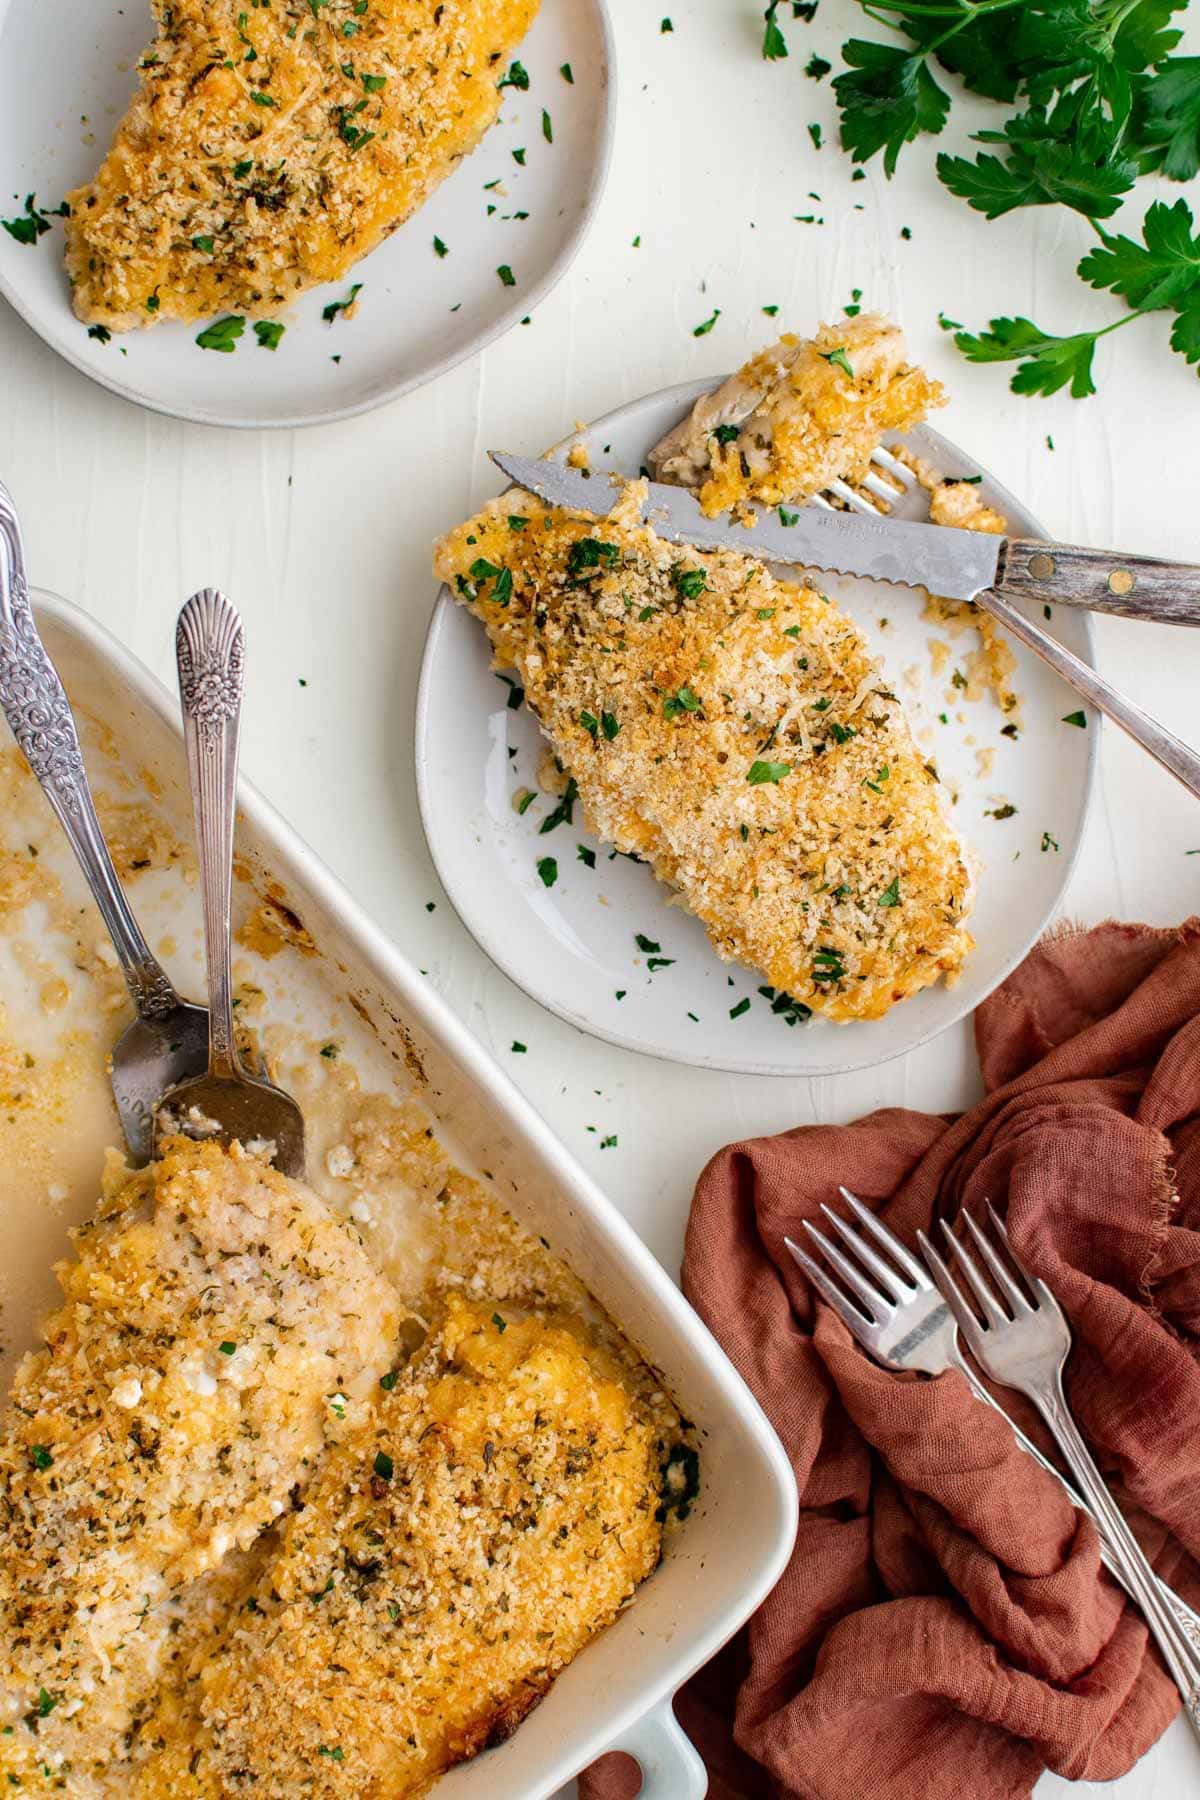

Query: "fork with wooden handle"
<box><xmin>785</xmin><ymin>1188</ymin><xmax>1200</xmax><ymax>1650</ymax></box>
<box><xmin>921</xmin><ymin>1205</ymin><xmax>1200</xmax><ymax>1736</ymax></box>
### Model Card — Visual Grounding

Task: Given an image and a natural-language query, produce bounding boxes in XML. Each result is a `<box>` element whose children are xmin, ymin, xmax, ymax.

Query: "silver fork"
<box><xmin>784</xmin><ymin>1190</ymin><xmax>1200</xmax><ymax>1643</ymax></box>
<box><xmin>819</xmin><ymin>446</ymin><xmax>1200</xmax><ymax>803</ymax></box>
<box><xmin>921</xmin><ymin>1205</ymin><xmax>1200</xmax><ymax>1736</ymax></box>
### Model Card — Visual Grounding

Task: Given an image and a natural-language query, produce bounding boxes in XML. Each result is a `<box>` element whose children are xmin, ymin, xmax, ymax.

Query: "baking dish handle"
<box><xmin>599</xmin><ymin>1696</ymin><xmax>707</xmax><ymax>1797</ymax></box>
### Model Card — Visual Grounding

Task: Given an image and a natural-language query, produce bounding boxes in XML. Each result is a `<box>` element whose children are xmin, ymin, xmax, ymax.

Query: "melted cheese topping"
<box><xmin>435</xmin><ymin>486</ymin><xmax>974</xmax><ymax>1022</ymax></box>
<box><xmin>65</xmin><ymin>0</ymin><xmax>539</xmax><ymax>328</ymax></box>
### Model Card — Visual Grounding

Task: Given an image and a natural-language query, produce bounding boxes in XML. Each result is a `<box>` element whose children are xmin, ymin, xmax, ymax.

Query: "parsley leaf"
<box><xmin>762</xmin><ymin>0</ymin><xmax>788</xmax><ymax>61</ymax></box>
<box><xmin>747</xmin><ymin>759</ymin><xmax>791</xmax><ymax>785</ymax></box>
<box><xmin>834</xmin><ymin>40</ymin><xmax>951</xmax><ymax>176</ymax></box>
<box><xmin>253</xmin><ymin>319</ymin><xmax>285</xmax><ymax>350</ymax></box>
<box><xmin>953</xmin><ymin>315</ymin><xmax>1098</xmax><ymax>398</ymax></box>
<box><xmin>195</xmin><ymin>315</ymin><xmax>245</xmax><ymax>353</ymax></box>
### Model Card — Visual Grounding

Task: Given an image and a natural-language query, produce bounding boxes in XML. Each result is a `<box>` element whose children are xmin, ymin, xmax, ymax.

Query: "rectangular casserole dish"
<box><xmin>8</xmin><ymin>589</ymin><xmax>798</xmax><ymax>1799</ymax></box>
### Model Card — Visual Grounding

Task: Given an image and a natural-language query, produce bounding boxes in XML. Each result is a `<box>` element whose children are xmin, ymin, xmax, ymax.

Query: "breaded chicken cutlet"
<box><xmin>65</xmin><ymin>0</ymin><xmax>539</xmax><ymax>329</ymax></box>
<box><xmin>649</xmin><ymin>313</ymin><xmax>945</xmax><ymax>515</ymax></box>
<box><xmin>435</xmin><ymin>485</ymin><xmax>974</xmax><ymax>1021</ymax></box>
<box><xmin>0</xmin><ymin>1139</ymin><xmax>400</xmax><ymax>1785</ymax></box>
<box><xmin>134</xmin><ymin>1296</ymin><xmax>670</xmax><ymax>1798</ymax></box>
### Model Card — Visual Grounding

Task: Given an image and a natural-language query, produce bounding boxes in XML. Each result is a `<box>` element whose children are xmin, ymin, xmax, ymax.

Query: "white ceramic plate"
<box><xmin>0</xmin><ymin>0</ymin><xmax>613</xmax><ymax>428</ymax></box>
<box><xmin>416</xmin><ymin>381</ymin><xmax>1099</xmax><ymax>1078</ymax></box>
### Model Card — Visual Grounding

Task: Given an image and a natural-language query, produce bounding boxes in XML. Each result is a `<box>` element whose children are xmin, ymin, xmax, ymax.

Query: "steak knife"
<box><xmin>488</xmin><ymin>451</ymin><xmax>1200</xmax><ymax>802</ymax></box>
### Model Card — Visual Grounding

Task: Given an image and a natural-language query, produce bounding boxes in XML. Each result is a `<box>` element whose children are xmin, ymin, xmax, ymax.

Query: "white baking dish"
<box><xmin>17</xmin><ymin>589</ymin><xmax>798</xmax><ymax>1799</ymax></box>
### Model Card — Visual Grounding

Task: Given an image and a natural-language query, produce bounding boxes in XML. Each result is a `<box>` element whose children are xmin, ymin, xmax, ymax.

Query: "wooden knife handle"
<box><xmin>996</xmin><ymin>538</ymin><xmax>1200</xmax><ymax>626</ymax></box>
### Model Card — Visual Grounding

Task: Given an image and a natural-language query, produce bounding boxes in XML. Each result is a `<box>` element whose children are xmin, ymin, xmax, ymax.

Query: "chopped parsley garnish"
<box><xmin>567</xmin><ymin>537</ymin><xmax>619</xmax><ymax>576</ymax></box>
<box><xmin>820</xmin><ymin>346</ymin><xmax>855</xmax><ymax>380</ymax></box>
<box><xmin>497</xmin><ymin>263</ymin><xmax>517</xmax><ymax>287</ymax></box>
<box><xmin>729</xmin><ymin>996</ymin><xmax>751</xmax><ymax>1019</ymax></box>
<box><xmin>373</xmin><ymin>1450</ymin><xmax>394</xmax><ymax>1480</ymax></box>
<box><xmin>762</xmin><ymin>0</ymin><xmax>787</xmax><ymax>60</ymax></box>
<box><xmin>828</xmin><ymin>722</ymin><xmax>856</xmax><ymax>744</ymax></box>
<box><xmin>195</xmin><ymin>315</ymin><xmax>244</xmax><ymax>352</ymax></box>
<box><xmin>763</xmin><ymin>303</ymin><xmax>780</xmax><ymax>316</ymax></box>
<box><xmin>511</xmin><ymin>1041</ymin><xmax>527</xmax><ymax>1053</ymax></box>
<box><xmin>561</xmin><ymin>61</ymin><xmax>574</xmax><ymax>82</ymax></box>
<box><xmin>512</xmin><ymin>146</ymin><xmax>526</xmax><ymax>165</ymax></box>
<box><xmin>192</xmin><ymin>234</ymin><xmax>215</xmax><ymax>254</ymax></box>
<box><xmin>812</xmin><ymin>947</ymin><xmax>846</xmax><ymax>984</ymax></box>
<box><xmin>322</xmin><ymin>282</ymin><xmax>362</xmax><ymax>323</ymax></box>
<box><xmin>498</xmin><ymin>58</ymin><xmax>529</xmax><ymax>90</ymax></box>
<box><xmin>468</xmin><ymin>557</ymin><xmax>513</xmax><ymax>605</ymax></box>
<box><xmin>218</xmin><ymin>1341</ymin><xmax>237</xmax><ymax>1356</ymax></box>
<box><xmin>1062</xmin><ymin>710</ymin><xmax>1087</xmax><ymax>728</ymax></box>
<box><xmin>635</xmin><ymin>933</ymin><xmax>661</xmax><ymax>953</ymax></box>
<box><xmin>233</xmin><ymin>158</ymin><xmax>253</xmax><ymax>179</ymax></box>
<box><xmin>806</xmin><ymin>52</ymin><xmax>831</xmax><ymax>79</ymax></box>
<box><xmin>662</xmin><ymin>686</ymin><xmax>700</xmax><ymax>719</ymax></box>
<box><xmin>379</xmin><ymin>1370</ymin><xmax>398</xmax><ymax>1390</ymax></box>
<box><xmin>712</xmin><ymin>423</ymin><xmax>740</xmax><ymax>445</ymax></box>
<box><xmin>87</xmin><ymin>324</ymin><xmax>111</xmax><ymax>344</ymax></box>
<box><xmin>539</xmin><ymin>776</ymin><xmax>577</xmax><ymax>834</ymax></box>
<box><xmin>1041</xmin><ymin>831</ymin><xmax>1060</xmax><ymax>853</ymax></box>
<box><xmin>600</xmin><ymin>1134</ymin><xmax>618</xmax><ymax>1149</ymax></box>
<box><xmin>747</xmin><ymin>759</ymin><xmax>791</xmax><ymax>784</ymax></box>
<box><xmin>692</xmin><ymin>308</ymin><xmax>721</xmax><ymax>336</ymax></box>
<box><xmin>29</xmin><ymin>1446</ymin><xmax>53</xmax><ymax>1470</ymax></box>
<box><xmin>433</xmin><ymin>234</ymin><xmax>448</xmax><ymax>258</ymax></box>
<box><xmin>647</xmin><ymin>956</ymin><xmax>675</xmax><ymax>971</ymax></box>
<box><xmin>318</xmin><ymin>1747</ymin><xmax>345</xmax><ymax>1763</ymax></box>
<box><xmin>362</xmin><ymin>71</ymin><xmax>386</xmax><ymax>92</ymax></box>
<box><xmin>491</xmin><ymin>1311</ymin><xmax>507</xmax><ymax>1333</ymax></box>
<box><xmin>254</xmin><ymin>319</ymin><xmax>285</xmax><ymax>350</ymax></box>
<box><xmin>577</xmin><ymin>844</ymin><xmax>596</xmax><ymax>867</ymax></box>
<box><xmin>1</xmin><ymin>193</ymin><xmax>66</xmax><ymax>245</ymax></box>
<box><xmin>34</xmin><ymin>1690</ymin><xmax>57</xmax><ymax>1720</ymax></box>
<box><xmin>779</xmin><ymin>506</ymin><xmax>800</xmax><ymax>526</ymax></box>
<box><xmin>672</xmin><ymin>565</ymin><xmax>707</xmax><ymax>599</ymax></box>
<box><xmin>249</xmin><ymin>89</ymin><xmax>276</xmax><ymax>106</ymax></box>
<box><xmin>580</xmin><ymin>709</ymin><xmax>599</xmax><ymax>739</ymax></box>
<box><xmin>758</xmin><ymin>984</ymin><xmax>812</xmax><ymax>1026</ymax></box>
<box><xmin>536</xmin><ymin>856</ymin><xmax>558</xmax><ymax>888</ymax></box>
<box><xmin>542</xmin><ymin>108</ymin><xmax>553</xmax><ymax>143</ymax></box>
<box><xmin>507</xmin><ymin>514</ymin><xmax>528</xmax><ymax>531</ymax></box>
<box><xmin>878</xmin><ymin>876</ymin><xmax>901</xmax><ymax>908</ymax></box>
<box><xmin>988</xmin><ymin>802</ymin><xmax>1019</xmax><ymax>821</ymax></box>
<box><xmin>602</xmin><ymin>710</ymin><xmax>620</xmax><ymax>740</ymax></box>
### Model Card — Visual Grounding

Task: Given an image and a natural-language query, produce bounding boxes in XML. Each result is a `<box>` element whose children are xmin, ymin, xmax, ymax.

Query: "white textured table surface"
<box><xmin>1</xmin><ymin>1</ymin><xmax>1198</xmax><ymax>1792</ymax></box>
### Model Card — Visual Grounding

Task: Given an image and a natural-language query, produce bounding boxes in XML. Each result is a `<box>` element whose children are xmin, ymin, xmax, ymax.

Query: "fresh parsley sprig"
<box><xmin>771</xmin><ymin>0</ymin><xmax>1200</xmax><ymax>395</ymax></box>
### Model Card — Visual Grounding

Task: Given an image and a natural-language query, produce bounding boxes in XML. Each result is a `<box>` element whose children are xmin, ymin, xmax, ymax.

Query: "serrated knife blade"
<box><xmin>488</xmin><ymin>452</ymin><xmax>1003</xmax><ymax>603</ymax></box>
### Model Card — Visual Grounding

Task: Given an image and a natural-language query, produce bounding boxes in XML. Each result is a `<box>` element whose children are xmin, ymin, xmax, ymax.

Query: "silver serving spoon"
<box><xmin>0</xmin><ymin>479</ymin><xmax>208</xmax><ymax>1164</ymax></box>
<box><xmin>152</xmin><ymin>589</ymin><xmax>305</xmax><ymax>1176</ymax></box>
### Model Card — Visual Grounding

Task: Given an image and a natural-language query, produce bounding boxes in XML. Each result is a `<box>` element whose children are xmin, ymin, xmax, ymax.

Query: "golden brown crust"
<box><xmin>435</xmin><ymin>486</ymin><xmax>974</xmax><ymax>1021</ymax></box>
<box><xmin>65</xmin><ymin>0</ymin><xmax>539</xmax><ymax>328</ymax></box>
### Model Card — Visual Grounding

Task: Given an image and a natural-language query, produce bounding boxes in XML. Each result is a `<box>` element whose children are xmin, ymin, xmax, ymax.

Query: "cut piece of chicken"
<box><xmin>134</xmin><ymin>1296</ymin><xmax>671</xmax><ymax>1799</ymax></box>
<box><xmin>65</xmin><ymin>0</ymin><xmax>539</xmax><ymax>330</ymax></box>
<box><xmin>649</xmin><ymin>313</ymin><xmax>945</xmax><ymax>516</ymax></box>
<box><xmin>0</xmin><ymin>1138</ymin><xmax>401</xmax><ymax>1786</ymax></box>
<box><xmin>435</xmin><ymin>485</ymin><xmax>974</xmax><ymax>1021</ymax></box>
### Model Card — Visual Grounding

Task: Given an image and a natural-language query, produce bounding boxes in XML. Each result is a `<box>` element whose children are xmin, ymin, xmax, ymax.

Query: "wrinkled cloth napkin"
<box><xmin>582</xmin><ymin>919</ymin><xmax>1200</xmax><ymax>1800</ymax></box>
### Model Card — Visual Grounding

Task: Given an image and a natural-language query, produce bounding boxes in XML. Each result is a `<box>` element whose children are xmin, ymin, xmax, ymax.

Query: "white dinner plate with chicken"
<box><xmin>416</xmin><ymin>323</ymin><xmax>1099</xmax><ymax>1077</ymax></box>
<box><xmin>0</xmin><ymin>0</ymin><xmax>612</xmax><ymax>427</ymax></box>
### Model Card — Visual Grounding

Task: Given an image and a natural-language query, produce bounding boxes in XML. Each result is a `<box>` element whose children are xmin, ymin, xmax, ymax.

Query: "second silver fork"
<box><xmin>785</xmin><ymin>1191</ymin><xmax>1200</xmax><ymax>1647</ymax></box>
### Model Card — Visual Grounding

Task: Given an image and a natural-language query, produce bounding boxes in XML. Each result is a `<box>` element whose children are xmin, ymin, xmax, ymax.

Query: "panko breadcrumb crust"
<box><xmin>435</xmin><ymin>484</ymin><xmax>974</xmax><ymax>1021</ymax></box>
<box><xmin>65</xmin><ymin>0</ymin><xmax>538</xmax><ymax>329</ymax></box>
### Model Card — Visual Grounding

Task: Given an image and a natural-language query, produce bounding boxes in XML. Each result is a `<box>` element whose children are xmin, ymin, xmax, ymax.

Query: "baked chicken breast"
<box><xmin>134</xmin><ymin>1296</ymin><xmax>669</xmax><ymax>1798</ymax></box>
<box><xmin>0</xmin><ymin>1139</ymin><xmax>400</xmax><ymax>1785</ymax></box>
<box><xmin>65</xmin><ymin>0</ymin><xmax>539</xmax><ymax>329</ymax></box>
<box><xmin>649</xmin><ymin>313</ymin><xmax>945</xmax><ymax>515</ymax></box>
<box><xmin>435</xmin><ymin>485</ymin><xmax>974</xmax><ymax>1021</ymax></box>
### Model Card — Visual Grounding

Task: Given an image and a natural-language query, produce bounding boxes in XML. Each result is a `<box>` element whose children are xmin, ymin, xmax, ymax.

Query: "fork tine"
<box><xmin>839</xmin><ymin>1188</ymin><xmax>929</xmax><ymax>1288</ymax></box>
<box><xmin>861</xmin><ymin>471</ymin><xmax>904</xmax><ymax>507</ymax></box>
<box><xmin>960</xmin><ymin>1206</ymin><xmax>1030</xmax><ymax>1316</ymax></box>
<box><xmin>916</xmin><ymin>1226</ymin><xmax>989</xmax><ymax>1357</ymax></box>
<box><xmin>985</xmin><ymin>1201</ymin><xmax>1062</xmax><ymax>1318</ymax></box>
<box><xmin>869</xmin><ymin>445</ymin><xmax>914</xmax><ymax>484</ymax></box>
<box><xmin>800</xmin><ymin>1219</ymin><xmax>893</xmax><ymax>1320</ymax></box>
<box><xmin>783</xmin><ymin>1236</ymin><xmax>877</xmax><ymax>1335</ymax></box>
<box><xmin>938</xmin><ymin>1217</ymin><xmax>1009</xmax><ymax>1327</ymax></box>
<box><xmin>819</xmin><ymin>1204</ymin><xmax>911</xmax><ymax>1303</ymax></box>
<box><xmin>826</xmin><ymin>478</ymin><xmax>881</xmax><ymax>516</ymax></box>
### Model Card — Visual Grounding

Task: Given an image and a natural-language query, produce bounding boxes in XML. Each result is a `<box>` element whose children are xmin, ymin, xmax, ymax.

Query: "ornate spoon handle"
<box><xmin>175</xmin><ymin>590</ymin><xmax>246</xmax><ymax>1082</ymax></box>
<box><xmin>0</xmin><ymin>480</ymin><xmax>180</xmax><ymax>1019</ymax></box>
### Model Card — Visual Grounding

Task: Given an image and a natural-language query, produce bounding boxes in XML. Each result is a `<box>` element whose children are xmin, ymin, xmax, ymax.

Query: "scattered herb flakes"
<box><xmin>196</xmin><ymin>314</ymin><xmax>244</xmax><ymax>352</ymax></box>
<box><xmin>539</xmin><ymin>776</ymin><xmax>578</xmax><ymax>834</ymax></box>
<box><xmin>806</xmin><ymin>52</ymin><xmax>831</xmax><ymax>79</ymax></box>
<box><xmin>373</xmin><ymin>1450</ymin><xmax>394</xmax><ymax>1480</ymax></box>
<box><xmin>713</xmin><ymin>422</ymin><xmax>740</xmax><ymax>446</ymax></box>
<box><xmin>536</xmin><ymin>856</ymin><xmax>558</xmax><ymax>888</ymax></box>
<box><xmin>233</xmin><ymin>158</ymin><xmax>253</xmax><ymax>178</ymax></box>
<box><xmin>1062</xmin><ymin>710</ymin><xmax>1088</xmax><ymax>728</ymax></box>
<box><xmin>580</xmin><ymin>709</ymin><xmax>600</xmax><ymax>739</ymax></box>
<box><xmin>192</xmin><ymin>233</ymin><xmax>215</xmax><ymax>254</ymax></box>
<box><xmin>661</xmin><ymin>15</ymin><xmax>673</xmax><ymax>31</ymax></box>
<box><xmin>515</xmin><ymin>788</ymin><xmax>536</xmax><ymax>815</ymax></box>
<box><xmin>632</xmin><ymin>234</ymin><xmax>642</xmax><ymax>248</ymax></box>
<box><xmin>900</xmin><ymin>225</ymin><xmax>912</xmax><ymax>240</ymax></box>
<box><xmin>663</xmin><ymin>685</ymin><xmax>701</xmax><ymax>719</ymax></box>
<box><xmin>747</xmin><ymin>759</ymin><xmax>791</xmax><ymax>784</ymax></box>
<box><xmin>497</xmin><ymin>263</ymin><xmax>517</xmax><ymax>287</ymax></box>
<box><xmin>878</xmin><ymin>875</ymin><xmax>901</xmax><ymax>908</ymax></box>
<box><xmin>498</xmin><ymin>58</ymin><xmax>529</xmax><ymax>90</ymax></box>
<box><xmin>318</xmin><ymin>1746</ymin><xmax>346</xmax><ymax>1763</ymax></box>
<box><xmin>808</xmin><ymin>122</ymin><xmax>823</xmax><ymax>149</ymax></box>
<box><xmin>762</xmin><ymin>0</ymin><xmax>786</xmax><ymax>60</ymax></box>
<box><xmin>820</xmin><ymin>345</ymin><xmax>854</xmax><ymax>379</ymax></box>
<box><xmin>987</xmin><ymin>803</ymin><xmax>1018</xmax><ymax>821</ymax></box>
<box><xmin>253</xmin><ymin>319</ymin><xmax>285</xmax><ymax>350</ymax></box>
<box><xmin>762</xmin><ymin>302</ymin><xmax>780</xmax><ymax>316</ymax></box>
<box><xmin>779</xmin><ymin>506</ymin><xmax>800</xmax><ymax>527</ymax></box>
<box><xmin>672</xmin><ymin>565</ymin><xmax>707</xmax><ymax>599</ymax></box>
<box><xmin>87</xmin><ymin>324</ymin><xmax>111</xmax><ymax>344</ymax></box>
<box><xmin>218</xmin><ymin>1340</ymin><xmax>237</xmax><ymax>1356</ymax></box>
<box><xmin>937</xmin><ymin>311</ymin><xmax>962</xmax><ymax>333</ymax></box>
<box><xmin>507</xmin><ymin>514</ymin><xmax>528</xmax><ymax>531</ymax></box>
<box><xmin>646</xmin><ymin>956</ymin><xmax>675</xmax><ymax>971</ymax></box>
<box><xmin>615</xmin><ymin>989</ymin><xmax>627</xmax><ymax>1000</ymax></box>
<box><xmin>433</xmin><ymin>234</ymin><xmax>448</xmax><ymax>257</ymax></box>
<box><xmin>1</xmin><ymin>193</ymin><xmax>61</xmax><ymax>245</ymax></box>
<box><xmin>495</xmin><ymin>671</ymin><xmax>524</xmax><ymax>709</ymax></box>
<box><xmin>812</xmin><ymin>946</ymin><xmax>846</xmax><ymax>984</ymax></box>
<box><xmin>1041</xmin><ymin>831</ymin><xmax>1060</xmax><ymax>853</ymax></box>
<box><xmin>29</xmin><ymin>1446</ymin><xmax>53</xmax><ymax>1471</ymax></box>
<box><xmin>512</xmin><ymin>146</ymin><xmax>526</xmax><ymax>165</ymax></box>
<box><xmin>491</xmin><ymin>1311</ymin><xmax>508</xmax><ymax>1333</ymax></box>
<box><xmin>634</xmin><ymin>933</ymin><xmax>661</xmax><ymax>954</ymax></box>
<box><xmin>322</xmin><ymin>281</ymin><xmax>362</xmax><ymax>323</ymax></box>
<box><xmin>729</xmin><ymin>996</ymin><xmax>751</xmax><ymax>1019</ymax></box>
<box><xmin>542</xmin><ymin>109</ymin><xmax>553</xmax><ymax>143</ymax></box>
<box><xmin>561</xmin><ymin>61</ymin><xmax>574</xmax><ymax>82</ymax></box>
<box><xmin>577</xmin><ymin>844</ymin><xmax>596</xmax><ymax>868</ymax></box>
<box><xmin>600</xmin><ymin>1134</ymin><xmax>618</xmax><ymax>1149</ymax></box>
<box><xmin>602</xmin><ymin>710</ymin><xmax>620</xmax><ymax>740</ymax></box>
<box><xmin>511</xmin><ymin>1040</ymin><xmax>527</xmax><ymax>1054</ymax></box>
<box><xmin>758</xmin><ymin>984</ymin><xmax>812</xmax><ymax>1026</ymax></box>
<box><xmin>693</xmin><ymin>308</ymin><xmax>721</xmax><ymax>337</ymax></box>
<box><xmin>567</xmin><ymin>537</ymin><xmax>619</xmax><ymax>577</ymax></box>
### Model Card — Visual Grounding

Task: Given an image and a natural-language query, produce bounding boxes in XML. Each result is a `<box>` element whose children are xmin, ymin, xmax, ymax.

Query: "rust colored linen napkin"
<box><xmin>583</xmin><ymin>919</ymin><xmax>1200</xmax><ymax>1800</ymax></box>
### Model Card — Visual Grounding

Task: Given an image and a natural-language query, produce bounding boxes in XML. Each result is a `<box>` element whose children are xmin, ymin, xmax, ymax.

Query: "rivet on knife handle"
<box><xmin>997</xmin><ymin>539</ymin><xmax>1200</xmax><ymax>627</ymax></box>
